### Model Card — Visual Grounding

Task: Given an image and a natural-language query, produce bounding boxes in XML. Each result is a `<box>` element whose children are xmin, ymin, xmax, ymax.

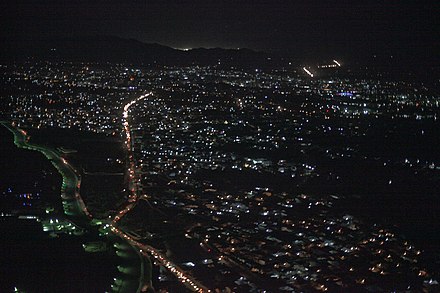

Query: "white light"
<box><xmin>303</xmin><ymin>67</ymin><xmax>314</xmax><ymax>77</ymax></box>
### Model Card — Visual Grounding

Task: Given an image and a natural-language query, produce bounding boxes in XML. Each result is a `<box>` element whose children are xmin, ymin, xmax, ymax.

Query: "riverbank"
<box><xmin>1</xmin><ymin>122</ymin><xmax>144</xmax><ymax>292</ymax></box>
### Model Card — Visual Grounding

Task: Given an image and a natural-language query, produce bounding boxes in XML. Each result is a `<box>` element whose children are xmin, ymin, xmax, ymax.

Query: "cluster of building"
<box><xmin>1</xmin><ymin>61</ymin><xmax>439</xmax><ymax>292</ymax></box>
<box><xmin>122</xmin><ymin>83</ymin><xmax>437</xmax><ymax>291</ymax></box>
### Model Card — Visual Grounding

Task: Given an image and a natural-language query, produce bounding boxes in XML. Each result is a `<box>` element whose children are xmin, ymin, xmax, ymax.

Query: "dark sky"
<box><xmin>1</xmin><ymin>0</ymin><xmax>439</xmax><ymax>59</ymax></box>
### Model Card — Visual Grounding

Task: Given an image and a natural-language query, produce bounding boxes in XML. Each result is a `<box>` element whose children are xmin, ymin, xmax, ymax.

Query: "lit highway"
<box><xmin>111</xmin><ymin>93</ymin><xmax>211</xmax><ymax>292</ymax></box>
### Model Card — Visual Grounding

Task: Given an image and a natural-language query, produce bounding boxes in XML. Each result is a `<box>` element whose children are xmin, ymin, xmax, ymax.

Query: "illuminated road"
<box><xmin>112</xmin><ymin>93</ymin><xmax>211</xmax><ymax>292</ymax></box>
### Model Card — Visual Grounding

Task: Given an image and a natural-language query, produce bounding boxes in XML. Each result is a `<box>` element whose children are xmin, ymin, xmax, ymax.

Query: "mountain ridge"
<box><xmin>0</xmin><ymin>35</ymin><xmax>278</xmax><ymax>68</ymax></box>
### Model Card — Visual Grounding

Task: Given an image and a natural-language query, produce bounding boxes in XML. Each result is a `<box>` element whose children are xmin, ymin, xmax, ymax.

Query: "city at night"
<box><xmin>0</xmin><ymin>1</ymin><xmax>439</xmax><ymax>292</ymax></box>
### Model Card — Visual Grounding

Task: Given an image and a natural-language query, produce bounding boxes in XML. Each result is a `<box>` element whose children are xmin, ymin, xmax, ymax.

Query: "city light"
<box><xmin>2</xmin><ymin>60</ymin><xmax>438</xmax><ymax>293</ymax></box>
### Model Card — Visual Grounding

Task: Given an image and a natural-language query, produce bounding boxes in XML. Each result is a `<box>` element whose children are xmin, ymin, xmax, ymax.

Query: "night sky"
<box><xmin>1</xmin><ymin>0</ymin><xmax>439</xmax><ymax>59</ymax></box>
